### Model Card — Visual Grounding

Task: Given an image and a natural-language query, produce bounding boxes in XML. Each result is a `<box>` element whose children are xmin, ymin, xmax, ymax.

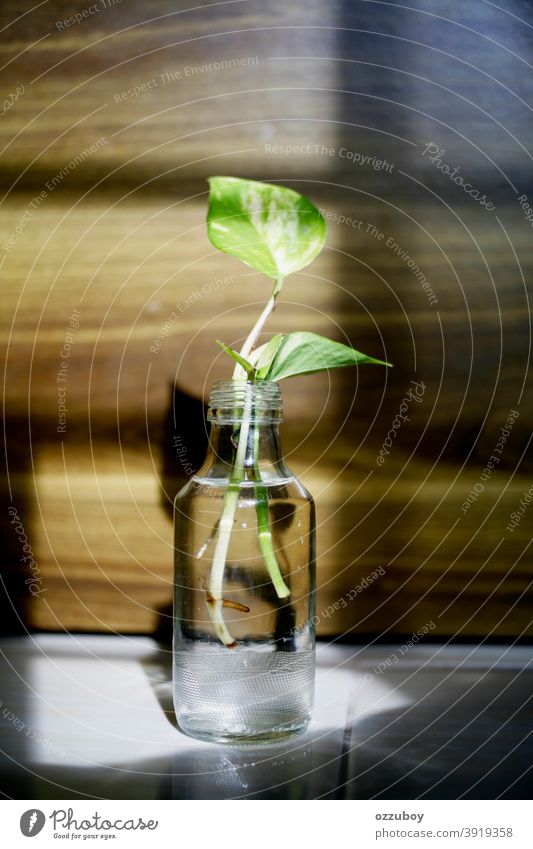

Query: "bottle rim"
<box><xmin>207</xmin><ymin>379</ymin><xmax>283</xmax><ymax>423</ymax></box>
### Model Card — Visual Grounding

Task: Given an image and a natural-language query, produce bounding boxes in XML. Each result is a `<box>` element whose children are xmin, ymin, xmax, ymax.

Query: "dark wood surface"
<box><xmin>1</xmin><ymin>0</ymin><xmax>531</xmax><ymax>637</ymax></box>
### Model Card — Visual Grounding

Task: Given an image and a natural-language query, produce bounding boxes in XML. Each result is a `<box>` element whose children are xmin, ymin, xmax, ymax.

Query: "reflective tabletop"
<box><xmin>0</xmin><ymin>636</ymin><xmax>530</xmax><ymax>799</ymax></box>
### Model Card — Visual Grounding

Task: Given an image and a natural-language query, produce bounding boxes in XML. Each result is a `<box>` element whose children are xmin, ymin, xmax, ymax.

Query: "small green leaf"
<box><xmin>262</xmin><ymin>331</ymin><xmax>391</xmax><ymax>381</ymax></box>
<box><xmin>207</xmin><ymin>177</ymin><xmax>326</xmax><ymax>280</ymax></box>
<box><xmin>216</xmin><ymin>340</ymin><xmax>256</xmax><ymax>378</ymax></box>
<box><xmin>250</xmin><ymin>333</ymin><xmax>285</xmax><ymax>378</ymax></box>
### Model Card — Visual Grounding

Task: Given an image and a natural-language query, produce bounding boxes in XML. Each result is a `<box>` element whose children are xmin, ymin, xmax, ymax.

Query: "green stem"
<box><xmin>207</xmin><ymin>276</ymin><xmax>285</xmax><ymax>646</ymax></box>
<box><xmin>253</xmin><ymin>421</ymin><xmax>290</xmax><ymax>598</ymax></box>
<box><xmin>206</xmin><ymin>387</ymin><xmax>253</xmax><ymax>647</ymax></box>
<box><xmin>232</xmin><ymin>280</ymin><xmax>281</xmax><ymax>379</ymax></box>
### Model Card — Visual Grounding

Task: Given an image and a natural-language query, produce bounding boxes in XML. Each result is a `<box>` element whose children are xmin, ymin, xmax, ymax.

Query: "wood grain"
<box><xmin>1</xmin><ymin>0</ymin><xmax>532</xmax><ymax>638</ymax></box>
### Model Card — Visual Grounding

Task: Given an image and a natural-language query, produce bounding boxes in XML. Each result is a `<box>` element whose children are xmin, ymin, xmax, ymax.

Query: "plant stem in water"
<box><xmin>206</xmin><ymin>386</ymin><xmax>252</xmax><ymax>647</ymax></box>
<box><xmin>253</xmin><ymin>420</ymin><xmax>290</xmax><ymax>598</ymax></box>
<box><xmin>207</xmin><ymin>278</ymin><xmax>288</xmax><ymax>646</ymax></box>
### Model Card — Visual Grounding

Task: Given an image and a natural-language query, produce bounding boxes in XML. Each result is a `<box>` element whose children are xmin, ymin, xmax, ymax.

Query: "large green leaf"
<box><xmin>207</xmin><ymin>177</ymin><xmax>326</xmax><ymax>280</ymax></box>
<box><xmin>262</xmin><ymin>331</ymin><xmax>391</xmax><ymax>381</ymax></box>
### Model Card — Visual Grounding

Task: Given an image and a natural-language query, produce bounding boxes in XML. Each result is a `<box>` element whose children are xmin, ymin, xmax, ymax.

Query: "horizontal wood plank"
<box><xmin>2</xmin><ymin>0</ymin><xmax>532</xmax><ymax>639</ymax></box>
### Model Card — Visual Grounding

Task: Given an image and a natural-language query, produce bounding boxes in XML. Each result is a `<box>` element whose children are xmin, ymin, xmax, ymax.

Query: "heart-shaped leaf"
<box><xmin>207</xmin><ymin>177</ymin><xmax>326</xmax><ymax>281</ymax></box>
<box><xmin>262</xmin><ymin>331</ymin><xmax>391</xmax><ymax>381</ymax></box>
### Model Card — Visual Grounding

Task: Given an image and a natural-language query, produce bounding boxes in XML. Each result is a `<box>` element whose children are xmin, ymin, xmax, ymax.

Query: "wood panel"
<box><xmin>1</xmin><ymin>0</ymin><xmax>532</xmax><ymax>638</ymax></box>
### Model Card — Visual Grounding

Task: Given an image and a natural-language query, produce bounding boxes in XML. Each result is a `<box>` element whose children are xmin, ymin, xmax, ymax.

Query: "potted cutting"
<box><xmin>172</xmin><ymin>177</ymin><xmax>390</xmax><ymax>743</ymax></box>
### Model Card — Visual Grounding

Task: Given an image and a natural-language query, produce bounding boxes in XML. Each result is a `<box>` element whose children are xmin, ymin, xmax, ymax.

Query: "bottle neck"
<box><xmin>199</xmin><ymin>379</ymin><xmax>290</xmax><ymax>482</ymax></box>
<box><xmin>200</xmin><ymin>420</ymin><xmax>290</xmax><ymax>481</ymax></box>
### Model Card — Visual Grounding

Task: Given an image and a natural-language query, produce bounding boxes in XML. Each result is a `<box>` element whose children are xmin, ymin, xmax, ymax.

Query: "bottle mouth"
<box><xmin>207</xmin><ymin>379</ymin><xmax>283</xmax><ymax>423</ymax></box>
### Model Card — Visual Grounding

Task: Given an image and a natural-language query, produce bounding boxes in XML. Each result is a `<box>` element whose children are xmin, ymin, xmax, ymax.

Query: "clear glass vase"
<box><xmin>173</xmin><ymin>379</ymin><xmax>316</xmax><ymax>744</ymax></box>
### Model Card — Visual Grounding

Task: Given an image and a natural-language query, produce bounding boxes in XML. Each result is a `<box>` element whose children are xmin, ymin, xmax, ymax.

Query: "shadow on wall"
<box><xmin>159</xmin><ymin>382</ymin><xmax>208</xmax><ymax>522</ymax></box>
<box><xmin>155</xmin><ymin>383</ymin><xmax>209</xmax><ymax>642</ymax></box>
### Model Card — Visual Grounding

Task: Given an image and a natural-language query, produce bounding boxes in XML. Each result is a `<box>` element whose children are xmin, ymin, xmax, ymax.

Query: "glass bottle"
<box><xmin>173</xmin><ymin>379</ymin><xmax>316</xmax><ymax>744</ymax></box>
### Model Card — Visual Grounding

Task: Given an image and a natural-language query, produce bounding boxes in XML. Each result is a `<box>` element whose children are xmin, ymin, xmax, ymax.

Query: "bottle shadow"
<box><xmin>159</xmin><ymin>381</ymin><xmax>209</xmax><ymax>523</ymax></box>
<box><xmin>141</xmin><ymin>642</ymin><xmax>177</xmax><ymax>730</ymax></box>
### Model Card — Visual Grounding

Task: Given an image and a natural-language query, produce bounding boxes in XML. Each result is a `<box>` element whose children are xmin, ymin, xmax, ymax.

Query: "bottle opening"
<box><xmin>207</xmin><ymin>380</ymin><xmax>283</xmax><ymax>423</ymax></box>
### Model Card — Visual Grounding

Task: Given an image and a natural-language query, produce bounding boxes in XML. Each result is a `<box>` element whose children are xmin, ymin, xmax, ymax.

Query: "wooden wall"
<box><xmin>1</xmin><ymin>0</ymin><xmax>532</xmax><ymax>638</ymax></box>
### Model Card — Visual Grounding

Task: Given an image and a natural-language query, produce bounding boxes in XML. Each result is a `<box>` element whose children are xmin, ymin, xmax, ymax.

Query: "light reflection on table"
<box><xmin>0</xmin><ymin>636</ymin><xmax>530</xmax><ymax>799</ymax></box>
